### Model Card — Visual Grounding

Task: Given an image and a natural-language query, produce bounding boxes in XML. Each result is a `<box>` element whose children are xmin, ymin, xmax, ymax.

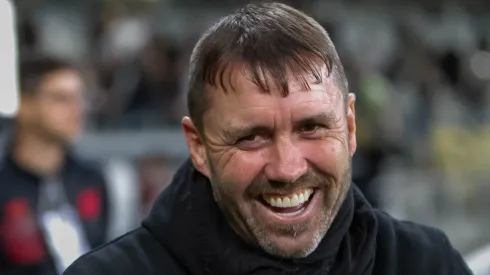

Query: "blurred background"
<box><xmin>1</xmin><ymin>0</ymin><xmax>490</xmax><ymax>273</ymax></box>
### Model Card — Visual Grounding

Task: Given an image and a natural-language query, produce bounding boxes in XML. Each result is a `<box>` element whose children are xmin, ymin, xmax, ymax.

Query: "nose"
<box><xmin>264</xmin><ymin>137</ymin><xmax>308</xmax><ymax>183</ymax></box>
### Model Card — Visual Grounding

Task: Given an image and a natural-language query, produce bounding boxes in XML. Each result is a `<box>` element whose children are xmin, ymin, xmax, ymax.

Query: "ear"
<box><xmin>182</xmin><ymin>117</ymin><xmax>211</xmax><ymax>178</ymax></box>
<box><xmin>346</xmin><ymin>93</ymin><xmax>357</xmax><ymax>157</ymax></box>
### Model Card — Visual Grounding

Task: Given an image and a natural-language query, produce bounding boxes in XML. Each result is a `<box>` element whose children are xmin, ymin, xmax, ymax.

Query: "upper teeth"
<box><xmin>263</xmin><ymin>189</ymin><xmax>314</xmax><ymax>208</ymax></box>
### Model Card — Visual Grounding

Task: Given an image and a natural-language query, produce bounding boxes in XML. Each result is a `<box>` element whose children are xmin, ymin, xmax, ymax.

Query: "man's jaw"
<box><xmin>250</xmin><ymin>187</ymin><xmax>326</xmax><ymax>259</ymax></box>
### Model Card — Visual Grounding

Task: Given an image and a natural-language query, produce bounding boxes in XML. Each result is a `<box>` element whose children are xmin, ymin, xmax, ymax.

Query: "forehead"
<box><xmin>39</xmin><ymin>69</ymin><xmax>83</xmax><ymax>95</ymax></box>
<box><xmin>205</xmin><ymin>64</ymin><xmax>344</xmax><ymax>119</ymax></box>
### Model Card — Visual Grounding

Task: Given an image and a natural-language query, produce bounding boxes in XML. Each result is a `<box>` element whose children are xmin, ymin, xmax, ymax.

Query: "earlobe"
<box><xmin>182</xmin><ymin>117</ymin><xmax>211</xmax><ymax>178</ymax></box>
<box><xmin>347</xmin><ymin>93</ymin><xmax>357</xmax><ymax>157</ymax></box>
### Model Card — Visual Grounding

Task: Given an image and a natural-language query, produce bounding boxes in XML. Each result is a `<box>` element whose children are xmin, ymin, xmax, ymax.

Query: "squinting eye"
<box><xmin>299</xmin><ymin>124</ymin><xmax>328</xmax><ymax>139</ymax></box>
<box><xmin>239</xmin><ymin>135</ymin><xmax>259</xmax><ymax>142</ymax></box>
<box><xmin>301</xmin><ymin>124</ymin><xmax>320</xmax><ymax>133</ymax></box>
<box><xmin>236</xmin><ymin>134</ymin><xmax>268</xmax><ymax>150</ymax></box>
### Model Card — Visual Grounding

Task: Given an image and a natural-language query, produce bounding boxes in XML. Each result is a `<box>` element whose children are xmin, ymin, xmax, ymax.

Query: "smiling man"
<box><xmin>64</xmin><ymin>3</ymin><xmax>472</xmax><ymax>275</ymax></box>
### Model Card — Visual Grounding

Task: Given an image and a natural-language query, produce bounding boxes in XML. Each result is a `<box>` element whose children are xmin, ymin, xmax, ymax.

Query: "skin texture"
<box><xmin>18</xmin><ymin>69</ymin><xmax>86</xmax><ymax>145</ymax></box>
<box><xmin>183</xmin><ymin>64</ymin><xmax>357</xmax><ymax>258</ymax></box>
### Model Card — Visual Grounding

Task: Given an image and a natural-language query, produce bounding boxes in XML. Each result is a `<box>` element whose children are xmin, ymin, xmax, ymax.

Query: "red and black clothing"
<box><xmin>0</xmin><ymin>153</ymin><xmax>109</xmax><ymax>275</ymax></box>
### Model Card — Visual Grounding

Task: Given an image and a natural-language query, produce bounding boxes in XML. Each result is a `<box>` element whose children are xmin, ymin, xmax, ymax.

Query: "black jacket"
<box><xmin>64</xmin><ymin>159</ymin><xmax>472</xmax><ymax>275</ymax></box>
<box><xmin>0</xmin><ymin>153</ymin><xmax>110</xmax><ymax>275</ymax></box>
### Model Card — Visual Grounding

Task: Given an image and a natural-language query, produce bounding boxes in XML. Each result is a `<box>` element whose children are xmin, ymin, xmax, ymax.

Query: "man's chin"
<box><xmin>257</xmin><ymin>230</ymin><xmax>324</xmax><ymax>259</ymax></box>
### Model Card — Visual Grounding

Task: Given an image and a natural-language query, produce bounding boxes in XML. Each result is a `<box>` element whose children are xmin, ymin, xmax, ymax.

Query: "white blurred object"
<box><xmin>337</xmin><ymin>10</ymin><xmax>398</xmax><ymax>72</ymax></box>
<box><xmin>41</xmin><ymin>208</ymin><xmax>89</xmax><ymax>273</ymax></box>
<box><xmin>470</xmin><ymin>51</ymin><xmax>490</xmax><ymax>80</ymax></box>
<box><xmin>0</xmin><ymin>0</ymin><xmax>18</xmax><ymax>117</ymax></box>
<box><xmin>104</xmin><ymin>159</ymin><xmax>140</xmax><ymax>240</ymax></box>
<box><xmin>101</xmin><ymin>17</ymin><xmax>150</xmax><ymax>62</ymax></box>
<box><xmin>465</xmin><ymin>243</ymin><xmax>490</xmax><ymax>275</ymax></box>
<box><xmin>36</xmin><ymin>6</ymin><xmax>90</xmax><ymax>61</ymax></box>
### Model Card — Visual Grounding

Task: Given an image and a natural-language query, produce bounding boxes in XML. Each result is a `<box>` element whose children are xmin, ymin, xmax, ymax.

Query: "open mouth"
<box><xmin>260</xmin><ymin>188</ymin><xmax>316</xmax><ymax>217</ymax></box>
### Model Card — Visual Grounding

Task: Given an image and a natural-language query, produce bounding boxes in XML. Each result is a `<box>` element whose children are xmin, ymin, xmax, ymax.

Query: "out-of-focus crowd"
<box><xmin>14</xmin><ymin>0</ymin><xmax>490</xmax><ymax>155</ymax></box>
<box><xmin>5</xmin><ymin>0</ymin><xmax>490</xmax><ymax>256</ymax></box>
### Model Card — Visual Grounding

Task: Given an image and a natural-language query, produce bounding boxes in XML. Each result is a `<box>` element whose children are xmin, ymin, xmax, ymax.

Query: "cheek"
<box><xmin>217</xmin><ymin>150</ymin><xmax>267</xmax><ymax>199</ymax></box>
<box><xmin>46</xmin><ymin>111</ymin><xmax>66</xmax><ymax>128</ymax></box>
<box><xmin>302</xmin><ymin>139</ymin><xmax>349</xmax><ymax>177</ymax></box>
<box><xmin>50</xmin><ymin>107</ymin><xmax>80</xmax><ymax>123</ymax></box>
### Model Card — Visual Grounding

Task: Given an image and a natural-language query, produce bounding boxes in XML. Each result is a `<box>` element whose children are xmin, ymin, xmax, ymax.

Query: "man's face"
<box><xmin>184</xmin><ymin>65</ymin><xmax>357</xmax><ymax>258</ymax></box>
<box><xmin>23</xmin><ymin>69</ymin><xmax>85</xmax><ymax>144</ymax></box>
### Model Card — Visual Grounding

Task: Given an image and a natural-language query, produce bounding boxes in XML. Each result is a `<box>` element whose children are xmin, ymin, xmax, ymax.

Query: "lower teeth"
<box><xmin>277</xmin><ymin>207</ymin><xmax>305</xmax><ymax>217</ymax></box>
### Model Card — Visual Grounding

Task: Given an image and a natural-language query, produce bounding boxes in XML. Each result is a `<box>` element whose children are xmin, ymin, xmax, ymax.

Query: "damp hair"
<box><xmin>187</xmin><ymin>2</ymin><xmax>348</xmax><ymax>132</ymax></box>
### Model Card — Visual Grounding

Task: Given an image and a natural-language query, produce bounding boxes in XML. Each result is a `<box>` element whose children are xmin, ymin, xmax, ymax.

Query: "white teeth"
<box><xmin>298</xmin><ymin>193</ymin><xmax>305</xmax><ymax>204</ymax></box>
<box><xmin>276</xmin><ymin>198</ymin><xmax>283</xmax><ymax>207</ymax></box>
<box><xmin>263</xmin><ymin>188</ymin><xmax>314</xmax><ymax>208</ymax></box>
<box><xmin>291</xmin><ymin>194</ymin><xmax>299</xmax><ymax>206</ymax></box>
<box><xmin>270</xmin><ymin>198</ymin><xmax>277</xmax><ymax>207</ymax></box>
<box><xmin>278</xmin><ymin>207</ymin><xmax>305</xmax><ymax>216</ymax></box>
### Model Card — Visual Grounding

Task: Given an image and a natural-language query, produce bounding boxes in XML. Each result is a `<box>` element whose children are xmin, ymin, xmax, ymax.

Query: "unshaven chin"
<box><xmin>249</xmin><ymin>165</ymin><xmax>352</xmax><ymax>259</ymax></box>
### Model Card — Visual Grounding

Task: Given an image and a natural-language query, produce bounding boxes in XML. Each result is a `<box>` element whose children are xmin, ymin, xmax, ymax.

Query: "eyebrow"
<box><xmin>292</xmin><ymin>112</ymin><xmax>339</xmax><ymax>128</ymax></box>
<box><xmin>222</xmin><ymin>112</ymin><xmax>339</xmax><ymax>140</ymax></box>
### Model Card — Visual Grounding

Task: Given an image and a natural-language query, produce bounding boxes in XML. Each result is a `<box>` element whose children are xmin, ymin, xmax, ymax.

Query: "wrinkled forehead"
<box><xmin>206</xmin><ymin>62</ymin><xmax>343</xmax><ymax>110</ymax></box>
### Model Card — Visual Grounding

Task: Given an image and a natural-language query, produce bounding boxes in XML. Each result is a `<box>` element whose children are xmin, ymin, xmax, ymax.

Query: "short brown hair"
<box><xmin>187</xmin><ymin>2</ymin><xmax>348</xmax><ymax>132</ymax></box>
<box><xmin>20</xmin><ymin>55</ymin><xmax>78</xmax><ymax>95</ymax></box>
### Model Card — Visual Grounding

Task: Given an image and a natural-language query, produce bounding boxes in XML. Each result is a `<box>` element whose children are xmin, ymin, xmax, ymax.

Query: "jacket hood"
<box><xmin>142</xmin><ymin>159</ymin><xmax>378</xmax><ymax>275</ymax></box>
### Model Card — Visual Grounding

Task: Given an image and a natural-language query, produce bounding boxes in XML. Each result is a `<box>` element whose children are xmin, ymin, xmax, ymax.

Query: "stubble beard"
<box><xmin>209</xmin><ymin>161</ymin><xmax>352</xmax><ymax>259</ymax></box>
<box><xmin>248</xmin><ymin>166</ymin><xmax>352</xmax><ymax>259</ymax></box>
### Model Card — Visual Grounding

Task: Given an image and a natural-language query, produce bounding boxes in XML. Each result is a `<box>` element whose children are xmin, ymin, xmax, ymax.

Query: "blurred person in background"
<box><xmin>0</xmin><ymin>56</ymin><xmax>110</xmax><ymax>275</ymax></box>
<box><xmin>66</xmin><ymin>3</ymin><xmax>471</xmax><ymax>275</ymax></box>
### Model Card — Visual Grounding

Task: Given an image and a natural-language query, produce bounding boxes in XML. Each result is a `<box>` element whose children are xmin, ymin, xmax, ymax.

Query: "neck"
<box><xmin>13</xmin><ymin>130</ymin><xmax>66</xmax><ymax>176</ymax></box>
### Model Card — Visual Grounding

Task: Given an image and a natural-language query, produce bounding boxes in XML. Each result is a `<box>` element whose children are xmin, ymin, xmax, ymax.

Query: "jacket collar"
<box><xmin>143</xmin><ymin>159</ymin><xmax>377</xmax><ymax>275</ymax></box>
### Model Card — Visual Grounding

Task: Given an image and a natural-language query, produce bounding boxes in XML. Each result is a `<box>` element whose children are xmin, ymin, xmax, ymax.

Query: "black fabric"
<box><xmin>142</xmin><ymin>159</ymin><xmax>376</xmax><ymax>275</ymax></box>
<box><xmin>64</xmin><ymin>159</ymin><xmax>473</xmax><ymax>275</ymax></box>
